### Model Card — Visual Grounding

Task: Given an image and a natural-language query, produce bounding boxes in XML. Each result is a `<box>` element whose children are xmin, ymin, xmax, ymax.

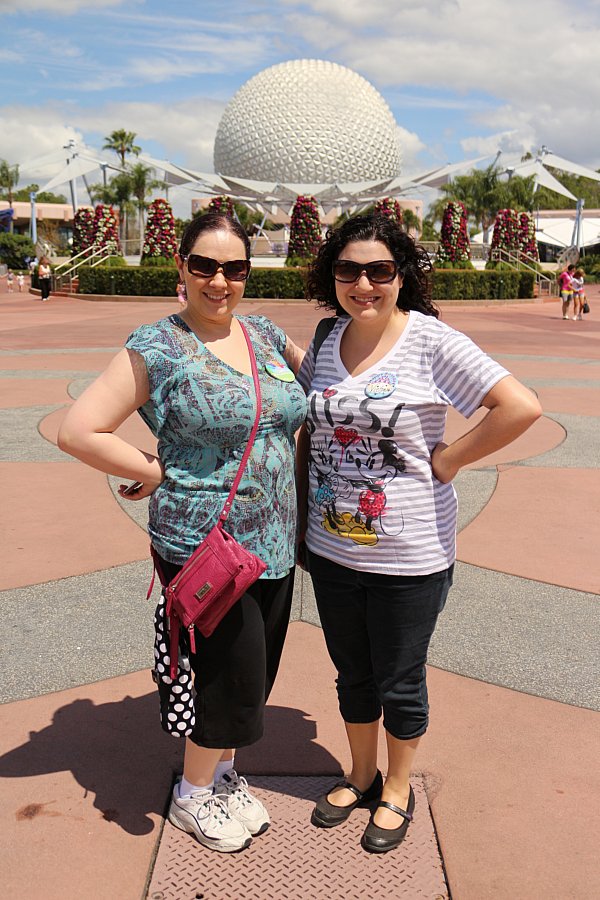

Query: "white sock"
<box><xmin>214</xmin><ymin>758</ymin><xmax>235</xmax><ymax>782</ymax></box>
<box><xmin>178</xmin><ymin>776</ymin><xmax>213</xmax><ymax>799</ymax></box>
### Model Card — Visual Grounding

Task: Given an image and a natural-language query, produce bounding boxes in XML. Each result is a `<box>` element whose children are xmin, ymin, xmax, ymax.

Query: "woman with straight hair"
<box><xmin>58</xmin><ymin>212</ymin><xmax>307</xmax><ymax>854</ymax></box>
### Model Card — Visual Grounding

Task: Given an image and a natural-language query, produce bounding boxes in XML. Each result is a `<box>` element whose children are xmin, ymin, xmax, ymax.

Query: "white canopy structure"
<box><xmin>535</xmin><ymin>217</ymin><xmax>600</xmax><ymax>250</ymax></box>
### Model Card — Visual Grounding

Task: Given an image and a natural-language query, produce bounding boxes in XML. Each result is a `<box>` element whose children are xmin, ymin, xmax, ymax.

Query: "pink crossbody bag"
<box><xmin>149</xmin><ymin>320</ymin><xmax>266</xmax><ymax>678</ymax></box>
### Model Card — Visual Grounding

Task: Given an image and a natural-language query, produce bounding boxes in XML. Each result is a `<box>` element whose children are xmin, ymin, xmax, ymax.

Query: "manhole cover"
<box><xmin>147</xmin><ymin>775</ymin><xmax>448</xmax><ymax>899</ymax></box>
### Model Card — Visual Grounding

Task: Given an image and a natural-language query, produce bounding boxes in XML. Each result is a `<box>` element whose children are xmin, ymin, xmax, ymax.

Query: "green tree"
<box><xmin>128</xmin><ymin>162</ymin><xmax>163</xmax><ymax>246</ymax></box>
<box><xmin>433</xmin><ymin>164</ymin><xmax>536</xmax><ymax>241</ymax></box>
<box><xmin>0</xmin><ymin>233</ymin><xmax>35</xmax><ymax>268</ymax></box>
<box><xmin>102</xmin><ymin>129</ymin><xmax>141</xmax><ymax>168</ymax></box>
<box><xmin>0</xmin><ymin>160</ymin><xmax>20</xmax><ymax>232</ymax></box>
<box><xmin>13</xmin><ymin>184</ymin><xmax>68</xmax><ymax>203</ymax></box>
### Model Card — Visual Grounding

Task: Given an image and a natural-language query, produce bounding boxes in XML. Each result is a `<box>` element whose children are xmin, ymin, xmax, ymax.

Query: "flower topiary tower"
<box><xmin>490</xmin><ymin>209</ymin><xmax>520</xmax><ymax>258</ymax></box>
<box><xmin>287</xmin><ymin>195</ymin><xmax>322</xmax><ymax>263</ymax></box>
<box><xmin>517</xmin><ymin>211</ymin><xmax>539</xmax><ymax>262</ymax></box>
<box><xmin>207</xmin><ymin>195</ymin><xmax>235</xmax><ymax>217</ymax></box>
<box><xmin>437</xmin><ymin>201</ymin><xmax>470</xmax><ymax>266</ymax></box>
<box><xmin>92</xmin><ymin>204</ymin><xmax>121</xmax><ymax>255</ymax></box>
<box><xmin>142</xmin><ymin>198</ymin><xmax>178</xmax><ymax>262</ymax></box>
<box><xmin>374</xmin><ymin>197</ymin><xmax>403</xmax><ymax>225</ymax></box>
<box><xmin>72</xmin><ymin>208</ymin><xmax>95</xmax><ymax>256</ymax></box>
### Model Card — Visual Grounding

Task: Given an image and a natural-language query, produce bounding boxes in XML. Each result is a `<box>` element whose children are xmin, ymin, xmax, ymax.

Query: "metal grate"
<box><xmin>147</xmin><ymin>775</ymin><xmax>448</xmax><ymax>900</ymax></box>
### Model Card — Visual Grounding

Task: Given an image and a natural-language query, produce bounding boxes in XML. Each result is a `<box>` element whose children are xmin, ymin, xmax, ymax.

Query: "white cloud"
<box><xmin>279</xmin><ymin>0</ymin><xmax>600</xmax><ymax>170</ymax></box>
<box><xmin>395</xmin><ymin>125</ymin><xmax>426</xmax><ymax>173</ymax></box>
<box><xmin>0</xmin><ymin>0</ymin><xmax>125</xmax><ymax>12</ymax></box>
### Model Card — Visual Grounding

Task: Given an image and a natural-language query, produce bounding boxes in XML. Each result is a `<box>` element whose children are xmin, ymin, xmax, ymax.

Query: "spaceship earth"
<box><xmin>213</xmin><ymin>59</ymin><xmax>402</xmax><ymax>183</ymax></box>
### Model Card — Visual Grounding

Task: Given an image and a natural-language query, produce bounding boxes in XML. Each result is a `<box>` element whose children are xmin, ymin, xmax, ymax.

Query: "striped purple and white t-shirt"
<box><xmin>297</xmin><ymin>310</ymin><xmax>510</xmax><ymax>576</ymax></box>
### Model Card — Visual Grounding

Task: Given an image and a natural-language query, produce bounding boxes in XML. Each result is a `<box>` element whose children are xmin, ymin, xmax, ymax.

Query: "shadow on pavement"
<box><xmin>0</xmin><ymin>693</ymin><xmax>341</xmax><ymax>831</ymax></box>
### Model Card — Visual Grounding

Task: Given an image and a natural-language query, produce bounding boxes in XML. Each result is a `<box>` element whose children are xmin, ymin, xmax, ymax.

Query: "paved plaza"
<box><xmin>0</xmin><ymin>285</ymin><xmax>598</xmax><ymax>898</ymax></box>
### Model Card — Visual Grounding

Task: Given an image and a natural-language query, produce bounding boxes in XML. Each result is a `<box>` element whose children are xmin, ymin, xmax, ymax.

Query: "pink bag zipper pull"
<box><xmin>188</xmin><ymin>625</ymin><xmax>196</xmax><ymax>655</ymax></box>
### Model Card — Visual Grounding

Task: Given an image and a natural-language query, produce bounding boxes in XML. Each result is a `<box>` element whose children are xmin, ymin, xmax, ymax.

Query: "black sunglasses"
<box><xmin>184</xmin><ymin>254</ymin><xmax>251</xmax><ymax>281</ymax></box>
<box><xmin>332</xmin><ymin>259</ymin><xmax>400</xmax><ymax>284</ymax></box>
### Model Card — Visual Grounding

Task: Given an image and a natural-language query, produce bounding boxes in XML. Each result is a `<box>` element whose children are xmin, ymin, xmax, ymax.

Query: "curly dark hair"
<box><xmin>179</xmin><ymin>212</ymin><xmax>250</xmax><ymax>259</ymax></box>
<box><xmin>306</xmin><ymin>213</ymin><xmax>438</xmax><ymax>318</ymax></box>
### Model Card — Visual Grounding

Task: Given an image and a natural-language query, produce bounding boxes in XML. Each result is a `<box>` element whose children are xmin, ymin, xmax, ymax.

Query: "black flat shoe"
<box><xmin>361</xmin><ymin>784</ymin><xmax>415</xmax><ymax>853</ymax></box>
<box><xmin>311</xmin><ymin>770</ymin><xmax>383</xmax><ymax>828</ymax></box>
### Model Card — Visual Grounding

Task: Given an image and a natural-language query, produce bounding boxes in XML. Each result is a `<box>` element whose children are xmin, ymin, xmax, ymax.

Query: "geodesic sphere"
<box><xmin>213</xmin><ymin>59</ymin><xmax>401</xmax><ymax>182</ymax></box>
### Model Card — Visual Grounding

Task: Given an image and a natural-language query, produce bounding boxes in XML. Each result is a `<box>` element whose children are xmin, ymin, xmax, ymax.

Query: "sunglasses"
<box><xmin>332</xmin><ymin>259</ymin><xmax>400</xmax><ymax>284</ymax></box>
<box><xmin>184</xmin><ymin>254</ymin><xmax>251</xmax><ymax>281</ymax></box>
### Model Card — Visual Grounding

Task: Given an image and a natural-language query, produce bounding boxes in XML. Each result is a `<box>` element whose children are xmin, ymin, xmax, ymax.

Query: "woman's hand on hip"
<box><xmin>431</xmin><ymin>442</ymin><xmax>460</xmax><ymax>484</ymax></box>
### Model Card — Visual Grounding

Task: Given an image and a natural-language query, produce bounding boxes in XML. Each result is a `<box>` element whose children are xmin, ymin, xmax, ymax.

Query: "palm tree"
<box><xmin>128</xmin><ymin>162</ymin><xmax>163</xmax><ymax>247</ymax></box>
<box><xmin>102</xmin><ymin>130</ymin><xmax>141</xmax><ymax>168</ymax></box>
<box><xmin>90</xmin><ymin>171</ymin><xmax>134</xmax><ymax>244</ymax></box>
<box><xmin>0</xmin><ymin>159</ymin><xmax>20</xmax><ymax>233</ymax></box>
<box><xmin>438</xmin><ymin>164</ymin><xmax>537</xmax><ymax>241</ymax></box>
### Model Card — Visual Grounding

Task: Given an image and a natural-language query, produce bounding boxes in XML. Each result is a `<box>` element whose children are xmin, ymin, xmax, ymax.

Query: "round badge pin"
<box><xmin>265</xmin><ymin>361</ymin><xmax>295</xmax><ymax>382</ymax></box>
<box><xmin>364</xmin><ymin>372</ymin><xmax>398</xmax><ymax>399</ymax></box>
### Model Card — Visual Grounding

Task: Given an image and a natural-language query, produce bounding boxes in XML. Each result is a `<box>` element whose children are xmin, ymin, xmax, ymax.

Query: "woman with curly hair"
<box><xmin>296</xmin><ymin>213</ymin><xmax>541</xmax><ymax>853</ymax></box>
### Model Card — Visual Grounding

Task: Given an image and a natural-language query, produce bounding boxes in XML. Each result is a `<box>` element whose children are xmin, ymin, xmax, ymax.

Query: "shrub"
<box><xmin>432</xmin><ymin>269</ymin><xmax>524</xmax><ymax>300</ymax></box>
<box><xmin>0</xmin><ymin>233</ymin><xmax>36</xmax><ymax>269</ymax></box>
<box><xmin>76</xmin><ymin>263</ymin><xmax>533</xmax><ymax>301</ymax></box>
<box><xmin>140</xmin><ymin>255</ymin><xmax>177</xmax><ymax>268</ymax></box>
<box><xmin>246</xmin><ymin>267</ymin><xmax>307</xmax><ymax>299</ymax></box>
<box><xmin>78</xmin><ymin>265</ymin><xmax>179</xmax><ymax>296</ymax></box>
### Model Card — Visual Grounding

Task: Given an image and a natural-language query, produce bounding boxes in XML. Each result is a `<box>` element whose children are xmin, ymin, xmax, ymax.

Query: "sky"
<box><xmin>1</xmin><ymin>0</ymin><xmax>599</xmax><ymax>217</ymax></box>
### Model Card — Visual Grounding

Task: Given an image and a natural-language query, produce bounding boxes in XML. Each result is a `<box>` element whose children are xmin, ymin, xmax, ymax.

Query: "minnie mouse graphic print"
<box><xmin>298</xmin><ymin>311</ymin><xmax>509</xmax><ymax>575</ymax></box>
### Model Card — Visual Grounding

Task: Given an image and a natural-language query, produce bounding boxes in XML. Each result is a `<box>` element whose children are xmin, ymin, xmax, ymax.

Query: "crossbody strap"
<box><xmin>219</xmin><ymin>318</ymin><xmax>262</xmax><ymax>525</ymax></box>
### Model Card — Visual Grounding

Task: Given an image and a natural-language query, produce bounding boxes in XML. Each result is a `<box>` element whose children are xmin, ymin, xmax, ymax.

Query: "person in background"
<box><xmin>558</xmin><ymin>263</ymin><xmax>575</xmax><ymax>319</ymax></box>
<box><xmin>58</xmin><ymin>213</ymin><xmax>307</xmax><ymax>854</ymax></box>
<box><xmin>6</xmin><ymin>270</ymin><xmax>14</xmax><ymax>292</ymax></box>
<box><xmin>38</xmin><ymin>256</ymin><xmax>51</xmax><ymax>302</ymax></box>
<box><xmin>296</xmin><ymin>214</ymin><xmax>542</xmax><ymax>854</ymax></box>
<box><xmin>571</xmin><ymin>269</ymin><xmax>585</xmax><ymax>320</ymax></box>
<box><xmin>16</xmin><ymin>273</ymin><xmax>25</xmax><ymax>293</ymax></box>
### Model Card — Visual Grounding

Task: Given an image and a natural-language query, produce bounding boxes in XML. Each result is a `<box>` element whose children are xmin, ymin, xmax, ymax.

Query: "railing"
<box><xmin>53</xmin><ymin>245</ymin><xmax>116</xmax><ymax>293</ymax></box>
<box><xmin>489</xmin><ymin>248</ymin><xmax>556</xmax><ymax>296</ymax></box>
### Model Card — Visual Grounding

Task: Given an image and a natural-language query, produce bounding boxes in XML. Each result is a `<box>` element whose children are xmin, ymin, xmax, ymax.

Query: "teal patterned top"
<box><xmin>125</xmin><ymin>314</ymin><xmax>307</xmax><ymax>577</ymax></box>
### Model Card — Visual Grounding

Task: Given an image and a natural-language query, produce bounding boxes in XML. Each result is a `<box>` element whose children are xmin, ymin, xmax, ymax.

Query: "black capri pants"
<box><xmin>158</xmin><ymin>555</ymin><xmax>294</xmax><ymax>749</ymax></box>
<box><xmin>308</xmin><ymin>550</ymin><xmax>453</xmax><ymax>741</ymax></box>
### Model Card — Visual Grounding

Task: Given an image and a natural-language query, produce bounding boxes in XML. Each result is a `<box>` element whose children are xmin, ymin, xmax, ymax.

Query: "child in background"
<box><xmin>6</xmin><ymin>270</ymin><xmax>14</xmax><ymax>292</ymax></box>
<box><xmin>571</xmin><ymin>269</ymin><xmax>585</xmax><ymax>320</ymax></box>
<box><xmin>17</xmin><ymin>273</ymin><xmax>25</xmax><ymax>292</ymax></box>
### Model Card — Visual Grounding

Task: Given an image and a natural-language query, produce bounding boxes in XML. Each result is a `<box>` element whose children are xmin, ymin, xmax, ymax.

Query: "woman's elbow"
<box><xmin>57</xmin><ymin>422</ymin><xmax>76</xmax><ymax>454</ymax></box>
<box><xmin>517</xmin><ymin>392</ymin><xmax>543</xmax><ymax>429</ymax></box>
<box><xmin>57</xmin><ymin>417</ymin><xmax>88</xmax><ymax>456</ymax></box>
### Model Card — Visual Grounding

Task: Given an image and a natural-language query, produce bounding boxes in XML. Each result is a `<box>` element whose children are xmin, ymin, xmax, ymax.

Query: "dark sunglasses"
<box><xmin>184</xmin><ymin>254</ymin><xmax>250</xmax><ymax>281</ymax></box>
<box><xmin>332</xmin><ymin>259</ymin><xmax>400</xmax><ymax>284</ymax></box>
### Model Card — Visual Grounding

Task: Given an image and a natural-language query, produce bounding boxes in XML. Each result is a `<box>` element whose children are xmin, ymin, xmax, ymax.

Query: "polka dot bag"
<box><xmin>152</xmin><ymin>593</ymin><xmax>196</xmax><ymax>737</ymax></box>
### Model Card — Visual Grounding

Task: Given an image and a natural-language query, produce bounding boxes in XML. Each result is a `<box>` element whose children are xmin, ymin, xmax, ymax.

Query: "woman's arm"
<box><xmin>295</xmin><ymin>423</ymin><xmax>310</xmax><ymax>568</ymax></box>
<box><xmin>431</xmin><ymin>375</ymin><xmax>542</xmax><ymax>484</ymax></box>
<box><xmin>57</xmin><ymin>348</ymin><xmax>164</xmax><ymax>499</ymax></box>
<box><xmin>283</xmin><ymin>336</ymin><xmax>306</xmax><ymax>375</ymax></box>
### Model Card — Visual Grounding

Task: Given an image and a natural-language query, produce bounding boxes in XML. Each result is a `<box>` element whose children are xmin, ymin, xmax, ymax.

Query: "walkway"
<box><xmin>0</xmin><ymin>287</ymin><xmax>598</xmax><ymax>898</ymax></box>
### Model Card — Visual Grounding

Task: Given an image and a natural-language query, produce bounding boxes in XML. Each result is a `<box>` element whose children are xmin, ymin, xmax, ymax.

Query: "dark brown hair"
<box><xmin>179</xmin><ymin>212</ymin><xmax>250</xmax><ymax>259</ymax></box>
<box><xmin>306</xmin><ymin>213</ymin><xmax>438</xmax><ymax>318</ymax></box>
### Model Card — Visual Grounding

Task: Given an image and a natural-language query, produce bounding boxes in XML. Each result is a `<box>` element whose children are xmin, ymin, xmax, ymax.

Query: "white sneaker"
<box><xmin>168</xmin><ymin>782</ymin><xmax>252</xmax><ymax>853</ymax></box>
<box><xmin>214</xmin><ymin>768</ymin><xmax>270</xmax><ymax>836</ymax></box>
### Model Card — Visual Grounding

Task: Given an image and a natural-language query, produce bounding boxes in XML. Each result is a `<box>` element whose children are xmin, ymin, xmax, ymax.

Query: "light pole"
<box><xmin>29</xmin><ymin>191</ymin><xmax>37</xmax><ymax>246</ymax></box>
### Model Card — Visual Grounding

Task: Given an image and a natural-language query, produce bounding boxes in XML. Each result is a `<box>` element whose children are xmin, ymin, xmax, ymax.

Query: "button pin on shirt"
<box><xmin>364</xmin><ymin>372</ymin><xmax>398</xmax><ymax>399</ymax></box>
<box><xmin>265</xmin><ymin>361</ymin><xmax>295</xmax><ymax>382</ymax></box>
